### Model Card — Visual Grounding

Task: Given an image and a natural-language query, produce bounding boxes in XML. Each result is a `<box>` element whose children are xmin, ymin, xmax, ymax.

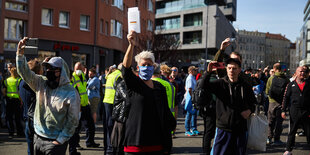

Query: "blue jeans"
<box><xmin>25</xmin><ymin>119</ymin><xmax>34</xmax><ymax>155</ymax></box>
<box><xmin>185</xmin><ymin>111</ymin><xmax>197</xmax><ymax>132</ymax></box>
<box><xmin>211</xmin><ymin>128</ymin><xmax>247</xmax><ymax>155</ymax></box>
<box><xmin>104</xmin><ymin>103</ymin><xmax>114</xmax><ymax>154</ymax></box>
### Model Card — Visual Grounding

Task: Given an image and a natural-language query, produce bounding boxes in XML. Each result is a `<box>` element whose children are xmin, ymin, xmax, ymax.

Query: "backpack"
<box><xmin>269</xmin><ymin>76</ymin><xmax>288</xmax><ymax>103</ymax></box>
<box><xmin>192</xmin><ymin>79</ymin><xmax>214</xmax><ymax>117</ymax></box>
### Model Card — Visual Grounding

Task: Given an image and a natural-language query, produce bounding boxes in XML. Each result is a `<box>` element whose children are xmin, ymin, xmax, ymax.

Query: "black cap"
<box><xmin>225</xmin><ymin>58</ymin><xmax>241</xmax><ymax>67</ymax></box>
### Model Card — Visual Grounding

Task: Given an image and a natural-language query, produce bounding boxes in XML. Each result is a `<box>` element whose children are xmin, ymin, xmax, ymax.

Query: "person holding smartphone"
<box><xmin>16</xmin><ymin>37</ymin><xmax>80</xmax><ymax>155</ymax></box>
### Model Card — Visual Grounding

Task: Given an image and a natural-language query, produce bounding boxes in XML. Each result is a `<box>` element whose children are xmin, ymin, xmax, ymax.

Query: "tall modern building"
<box><xmin>0</xmin><ymin>0</ymin><xmax>155</xmax><ymax>70</ymax></box>
<box><xmin>155</xmin><ymin>0</ymin><xmax>237</xmax><ymax>66</ymax></box>
<box><xmin>298</xmin><ymin>0</ymin><xmax>310</xmax><ymax>66</ymax></box>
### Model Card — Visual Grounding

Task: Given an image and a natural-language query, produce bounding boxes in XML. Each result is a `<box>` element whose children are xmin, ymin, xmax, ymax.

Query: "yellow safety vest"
<box><xmin>4</xmin><ymin>77</ymin><xmax>21</xmax><ymax>99</ymax></box>
<box><xmin>103</xmin><ymin>70</ymin><xmax>121</xmax><ymax>104</ymax></box>
<box><xmin>152</xmin><ymin>77</ymin><xmax>176</xmax><ymax>117</ymax></box>
<box><xmin>72</xmin><ymin>72</ymin><xmax>89</xmax><ymax>106</ymax></box>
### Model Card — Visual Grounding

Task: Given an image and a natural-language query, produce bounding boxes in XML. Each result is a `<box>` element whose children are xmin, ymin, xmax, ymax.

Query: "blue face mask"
<box><xmin>139</xmin><ymin>66</ymin><xmax>154</xmax><ymax>81</ymax></box>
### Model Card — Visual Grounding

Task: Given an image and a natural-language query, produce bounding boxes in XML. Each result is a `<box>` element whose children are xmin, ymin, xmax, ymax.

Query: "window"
<box><xmin>80</xmin><ymin>15</ymin><xmax>90</xmax><ymax>30</ymax></box>
<box><xmin>5</xmin><ymin>2</ymin><xmax>27</xmax><ymax>12</ymax></box>
<box><xmin>183</xmin><ymin>31</ymin><xmax>202</xmax><ymax>45</ymax></box>
<box><xmin>111</xmin><ymin>19</ymin><xmax>122</xmax><ymax>38</ymax></box>
<box><xmin>42</xmin><ymin>8</ymin><xmax>53</xmax><ymax>25</ymax></box>
<box><xmin>100</xmin><ymin>19</ymin><xmax>104</xmax><ymax>33</ymax></box>
<box><xmin>112</xmin><ymin>0</ymin><xmax>123</xmax><ymax>10</ymax></box>
<box><xmin>4</xmin><ymin>18</ymin><xmax>25</xmax><ymax>40</ymax></box>
<box><xmin>148</xmin><ymin>0</ymin><xmax>153</xmax><ymax>12</ymax></box>
<box><xmin>4</xmin><ymin>18</ymin><xmax>26</xmax><ymax>50</ymax></box>
<box><xmin>184</xmin><ymin>13</ymin><xmax>202</xmax><ymax>27</ymax></box>
<box><xmin>59</xmin><ymin>11</ymin><xmax>69</xmax><ymax>28</ymax></box>
<box><xmin>155</xmin><ymin>16</ymin><xmax>180</xmax><ymax>30</ymax></box>
<box><xmin>105</xmin><ymin>21</ymin><xmax>109</xmax><ymax>35</ymax></box>
<box><xmin>147</xmin><ymin>20</ymin><xmax>153</xmax><ymax>31</ymax></box>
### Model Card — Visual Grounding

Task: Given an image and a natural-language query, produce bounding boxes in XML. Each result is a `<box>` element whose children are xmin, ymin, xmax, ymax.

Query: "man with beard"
<box><xmin>16</xmin><ymin>37</ymin><xmax>80</xmax><ymax>155</ymax></box>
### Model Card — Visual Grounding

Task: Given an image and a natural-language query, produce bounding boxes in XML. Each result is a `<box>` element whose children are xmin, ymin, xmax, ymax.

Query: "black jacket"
<box><xmin>282</xmin><ymin>79</ymin><xmax>310</xmax><ymax>119</ymax></box>
<box><xmin>201</xmin><ymin>72</ymin><xmax>256</xmax><ymax>133</ymax></box>
<box><xmin>19</xmin><ymin>80</ymin><xmax>36</xmax><ymax>120</ymax></box>
<box><xmin>112</xmin><ymin>79</ymin><xmax>131</xmax><ymax>123</ymax></box>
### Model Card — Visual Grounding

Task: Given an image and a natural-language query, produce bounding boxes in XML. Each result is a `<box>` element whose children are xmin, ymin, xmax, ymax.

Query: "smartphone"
<box><xmin>229</xmin><ymin>38</ymin><xmax>236</xmax><ymax>43</ymax></box>
<box><xmin>26</xmin><ymin>38</ymin><xmax>39</xmax><ymax>46</ymax></box>
<box><xmin>212</xmin><ymin>62</ymin><xmax>225</xmax><ymax>69</ymax></box>
<box><xmin>24</xmin><ymin>38</ymin><xmax>39</xmax><ymax>55</ymax></box>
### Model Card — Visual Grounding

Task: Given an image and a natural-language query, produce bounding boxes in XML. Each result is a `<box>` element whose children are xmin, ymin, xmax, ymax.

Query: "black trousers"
<box><xmin>34</xmin><ymin>134</ymin><xmax>68</xmax><ymax>155</ymax></box>
<box><xmin>202</xmin><ymin>114</ymin><xmax>216</xmax><ymax>155</ymax></box>
<box><xmin>286</xmin><ymin>109</ymin><xmax>310</xmax><ymax>151</ymax></box>
<box><xmin>5</xmin><ymin>97</ymin><xmax>23</xmax><ymax>136</ymax></box>
<box><xmin>69</xmin><ymin>105</ymin><xmax>95</xmax><ymax>154</ymax></box>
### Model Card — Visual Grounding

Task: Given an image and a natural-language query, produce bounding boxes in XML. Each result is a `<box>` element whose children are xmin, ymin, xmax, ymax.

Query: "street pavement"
<box><xmin>0</xmin><ymin>114</ymin><xmax>309</xmax><ymax>155</ymax></box>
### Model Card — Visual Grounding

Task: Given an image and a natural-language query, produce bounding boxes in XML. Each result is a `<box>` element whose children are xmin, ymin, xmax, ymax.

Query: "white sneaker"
<box><xmin>283</xmin><ymin>151</ymin><xmax>292</xmax><ymax>155</ymax></box>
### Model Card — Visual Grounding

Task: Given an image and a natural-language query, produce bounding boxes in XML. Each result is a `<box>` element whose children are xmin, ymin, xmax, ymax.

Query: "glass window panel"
<box><xmin>4</xmin><ymin>43</ymin><xmax>8</xmax><ymax>49</ymax></box>
<box><xmin>105</xmin><ymin>21</ymin><xmax>109</xmax><ymax>35</ymax></box>
<box><xmin>80</xmin><ymin>15</ymin><xmax>89</xmax><ymax>30</ymax></box>
<box><xmin>17</xmin><ymin>20</ymin><xmax>24</xmax><ymax>39</ymax></box>
<box><xmin>10</xmin><ymin>20</ymin><xmax>17</xmax><ymax>39</ymax></box>
<box><xmin>148</xmin><ymin>0</ymin><xmax>153</xmax><ymax>12</ymax></box>
<box><xmin>59</xmin><ymin>11</ymin><xmax>69</xmax><ymax>27</ymax></box>
<box><xmin>42</xmin><ymin>9</ymin><xmax>52</xmax><ymax>25</ymax></box>
<box><xmin>4</xmin><ymin>19</ymin><xmax>8</xmax><ymax>39</ymax></box>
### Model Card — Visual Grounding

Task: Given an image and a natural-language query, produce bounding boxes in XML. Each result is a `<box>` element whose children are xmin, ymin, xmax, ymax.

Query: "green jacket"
<box><xmin>265</xmin><ymin>72</ymin><xmax>287</xmax><ymax>103</ymax></box>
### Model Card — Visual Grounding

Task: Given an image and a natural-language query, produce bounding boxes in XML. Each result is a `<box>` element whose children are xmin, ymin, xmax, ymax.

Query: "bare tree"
<box><xmin>137</xmin><ymin>31</ymin><xmax>181</xmax><ymax>65</ymax></box>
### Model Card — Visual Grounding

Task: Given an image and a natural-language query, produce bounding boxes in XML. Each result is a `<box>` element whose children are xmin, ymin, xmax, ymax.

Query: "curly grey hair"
<box><xmin>134</xmin><ymin>50</ymin><xmax>155</xmax><ymax>65</ymax></box>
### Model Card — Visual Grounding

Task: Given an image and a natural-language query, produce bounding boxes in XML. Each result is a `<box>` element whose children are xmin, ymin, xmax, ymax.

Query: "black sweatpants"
<box><xmin>286</xmin><ymin>108</ymin><xmax>310</xmax><ymax>151</ymax></box>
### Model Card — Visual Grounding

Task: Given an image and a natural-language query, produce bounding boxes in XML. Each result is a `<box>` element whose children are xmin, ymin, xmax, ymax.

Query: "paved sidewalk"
<box><xmin>0</xmin><ymin>116</ymin><xmax>309</xmax><ymax>154</ymax></box>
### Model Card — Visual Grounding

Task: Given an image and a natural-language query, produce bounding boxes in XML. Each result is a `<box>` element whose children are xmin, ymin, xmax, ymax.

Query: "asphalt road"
<box><xmin>0</xmin><ymin>114</ymin><xmax>309</xmax><ymax>155</ymax></box>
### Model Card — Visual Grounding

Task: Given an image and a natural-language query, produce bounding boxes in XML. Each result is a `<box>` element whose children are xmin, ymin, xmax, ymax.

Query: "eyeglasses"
<box><xmin>171</xmin><ymin>69</ymin><xmax>177</xmax><ymax>72</ymax></box>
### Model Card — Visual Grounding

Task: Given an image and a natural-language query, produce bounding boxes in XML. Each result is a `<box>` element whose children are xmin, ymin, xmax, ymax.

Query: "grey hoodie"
<box><xmin>16</xmin><ymin>55</ymin><xmax>80</xmax><ymax>144</ymax></box>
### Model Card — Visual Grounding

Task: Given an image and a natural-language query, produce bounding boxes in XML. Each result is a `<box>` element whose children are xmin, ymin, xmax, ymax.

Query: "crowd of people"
<box><xmin>0</xmin><ymin>32</ymin><xmax>308</xmax><ymax>155</ymax></box>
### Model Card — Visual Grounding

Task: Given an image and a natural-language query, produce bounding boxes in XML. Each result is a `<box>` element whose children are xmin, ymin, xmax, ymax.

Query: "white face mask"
<box><xmin>75</xmin><ymin>70</ymin><xmax>83</xmax><ymax>76</ymax></box>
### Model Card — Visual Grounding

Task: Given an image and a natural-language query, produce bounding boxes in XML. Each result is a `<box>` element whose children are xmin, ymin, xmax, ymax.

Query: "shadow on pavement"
<box><xmin>171</xmin><ymin>146</ymin><xmax>203</xmax><ymax>154</ymax></box>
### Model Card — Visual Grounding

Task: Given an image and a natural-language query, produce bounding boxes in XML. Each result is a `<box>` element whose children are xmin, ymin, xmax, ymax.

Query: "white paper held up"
<box><xmin>128</xmin><ymin>7</ymin><xmax>141</xmax><ymax>33</ymax></box>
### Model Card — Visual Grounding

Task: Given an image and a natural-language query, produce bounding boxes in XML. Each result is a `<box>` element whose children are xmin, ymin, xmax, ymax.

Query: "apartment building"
<box><xmin>265</xmin><ymin>32</ymin><xmax>290</xmax><ymax>68</ymax></box>
<box><xmin>1</xmin><ymin>0</ymin><xmax>155</xmax><ymax>70</ymax></box>
<box><xmin>237</xmin><ymin>30</ymin><xmax>291</xmax><ymax>70</ymax></box>
<box><xmin>237</xmin><ymin>30</ymin><xmax>266</xmax><ymax>69</ymax></box>
<box><xmin>155</xmin><ymin>0</ymin><xmax>236</xmax><ymax>66</ymax></box>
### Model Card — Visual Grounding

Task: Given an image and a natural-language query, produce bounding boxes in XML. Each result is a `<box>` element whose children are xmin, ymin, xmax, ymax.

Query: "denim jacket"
<box><xmin>16</xmin><ymin>55</ymin><xmax>80</xmax><ymax>144</ymax></box>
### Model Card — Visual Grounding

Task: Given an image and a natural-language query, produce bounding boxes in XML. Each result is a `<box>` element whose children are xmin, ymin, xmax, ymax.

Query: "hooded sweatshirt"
<box><xmin>201</xmin><ymin>73</ymin><xmax>256</xmax><ymax>133</ymax></box>
<box><xmin>16</xmin><ymin>55</ymin><xmax>80</xmax><ymax>144</ymax></box>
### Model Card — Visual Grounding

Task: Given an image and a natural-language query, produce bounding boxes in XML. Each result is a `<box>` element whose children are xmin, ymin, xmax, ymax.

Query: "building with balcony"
<box><xmin>298</xmin><ymin>0</ymin><xmax>310</xmax><ymax>66</ymax></box>
<box><xmin>0</xmin><ymin>0</ymin><xmax>155</xmax><ymax>71</ymax></box>
<box><xmin>155</xmin><ymin>0</ymin><xmax>237</xmax><ymax>66</ymax></box>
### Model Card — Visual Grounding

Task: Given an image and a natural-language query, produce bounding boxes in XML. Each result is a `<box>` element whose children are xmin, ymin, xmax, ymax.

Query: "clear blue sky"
<box><xmin>233</xmin><ymin>0</ymin><xmax>306</xmax><ymax>42</ymax></box>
